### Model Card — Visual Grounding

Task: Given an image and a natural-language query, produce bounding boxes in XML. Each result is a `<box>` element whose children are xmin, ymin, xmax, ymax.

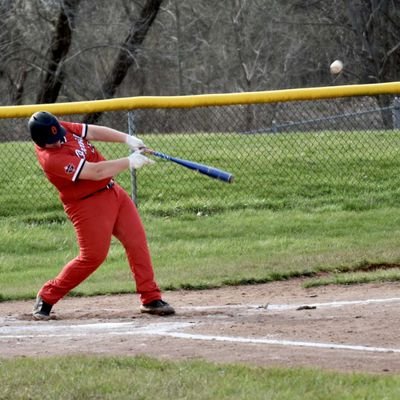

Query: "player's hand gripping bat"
<box><xmin>143</xmin><ymin>148</ymin><xmax>234</xmax><ymax>184</ymax></box>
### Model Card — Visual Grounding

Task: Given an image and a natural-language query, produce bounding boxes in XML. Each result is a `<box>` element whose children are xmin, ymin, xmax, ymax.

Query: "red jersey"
<box><xmin>35</xmin><ymin>121</ymin><xmax>112</xmax><ymax>203</ymax></box>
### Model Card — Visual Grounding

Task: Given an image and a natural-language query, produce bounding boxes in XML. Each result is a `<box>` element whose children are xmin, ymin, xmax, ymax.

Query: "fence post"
<box><xmin>127</xmin><ymin>111</ymin><xmax>138</xmax><ymax>206</ymax></box>
<box><xmin>393</xmin><ymin>97</ymin><xmax>400</xmax><ymax>129</ymax></box>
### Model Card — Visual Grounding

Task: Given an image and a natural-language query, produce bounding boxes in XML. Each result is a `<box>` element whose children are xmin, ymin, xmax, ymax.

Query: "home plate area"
<box><xmin>1</xmin><ymin>280</ymin><xmax>400</xmax><ymax>373</ymax></box>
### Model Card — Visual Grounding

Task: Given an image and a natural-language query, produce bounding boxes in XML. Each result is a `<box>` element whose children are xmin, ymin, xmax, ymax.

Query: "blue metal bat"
<box><xmin>144</xmin><ymin>148</ymin><xmax>234</xmax><ymax>183</ymax></box>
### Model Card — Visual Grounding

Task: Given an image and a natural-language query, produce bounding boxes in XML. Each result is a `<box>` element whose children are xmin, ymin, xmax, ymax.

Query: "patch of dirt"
<box><xmin>1</xmin><ymin>279</ymin><xmax>400</xmax><ymax>374</ymax></box>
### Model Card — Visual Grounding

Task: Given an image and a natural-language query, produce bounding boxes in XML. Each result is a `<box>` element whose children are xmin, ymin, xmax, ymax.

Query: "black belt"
<box><xmin>81</xmin><ymin>180</ymin><xmax>114</xmax><ymax>200</ymax></box>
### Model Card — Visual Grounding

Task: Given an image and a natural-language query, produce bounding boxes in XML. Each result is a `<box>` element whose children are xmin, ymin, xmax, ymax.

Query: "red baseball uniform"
<box><xmin>35</xmin><ymin>121</ymin><xmax>161</xmax><ymax>305</ymax></box>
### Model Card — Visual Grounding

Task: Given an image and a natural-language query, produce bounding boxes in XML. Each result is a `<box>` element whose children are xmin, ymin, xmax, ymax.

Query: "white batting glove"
<box><xmin>125</xmin><ymin>134</ymin><xmax>145</xmax><ymax>151</ymax></box>
<box><xmin>128</xmin><ymin>150</ymin><xmax>155</xmax><ymax>169</ymax></box>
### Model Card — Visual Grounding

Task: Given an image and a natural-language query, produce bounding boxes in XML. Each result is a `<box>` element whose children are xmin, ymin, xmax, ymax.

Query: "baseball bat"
<box><xmin>144</xmin><ymin>148</ymin><xmax>234</xmax><ymax>183</ymax></box>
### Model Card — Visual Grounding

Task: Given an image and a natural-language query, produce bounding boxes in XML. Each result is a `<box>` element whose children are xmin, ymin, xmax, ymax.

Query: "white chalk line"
<box><xmin>157</xmin><ymin>332</ymin><xmax>400</xmax><ymax>354</ymax></box>
<box><xmin>0</xmin><ymin>321</ymin><xmax>191</xmax><ymax>338</ymax></box>
<box><xmin>180</xmin><ymin>297</ymin><xmax>400</xmax><ymax>312</ymax></box>
<box><xmin>1</xmin><ymin>297</ymin><xmax>400</xmax><ymax>355</ymax></box>
<box><xmin>1</xmin><ymin>320</ymin><xmax>399</xmax><ymax>354</ymax></box>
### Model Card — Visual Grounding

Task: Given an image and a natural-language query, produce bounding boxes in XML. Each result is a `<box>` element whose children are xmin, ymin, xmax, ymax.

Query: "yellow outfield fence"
<box><xmin>0</xmin><ymin>82</ymin><xmax>400</xmax><ymax>216</ymax></box>
<box><xmin>0</xmin><ymin>82</ymin><xmax>399</xmax><ymax>118</ymax></box>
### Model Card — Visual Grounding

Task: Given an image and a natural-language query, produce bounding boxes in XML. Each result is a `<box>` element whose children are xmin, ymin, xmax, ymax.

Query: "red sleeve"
<box><xmin>60</xmin><ymin>121</ymin><xmax>88</xmax><ymax>138</ymax></box>
<box><xmin>42</xmin><ymin>151</ymin><xmax>85</xmax><ymax>183</ymax></box>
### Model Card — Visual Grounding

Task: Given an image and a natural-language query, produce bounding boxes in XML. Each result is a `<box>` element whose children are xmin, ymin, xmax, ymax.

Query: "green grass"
<box><xmin>1</xmin><ymin>356</ymin><xmax>400</xmax><ymax>400</ymax></box>
<box><xmin>2</xmin><ymin>207</ymin><xmax>400</xmax><ymax>300</ymax></box>
<box><xmin>4</xmin><ymin>130</ymin><xmax>400</xmax><ymax>216</ymax></box>
<box><xmin>2</xmin><ymin>131</ymin><xmax>400</xmax><ymax>396</ymax></box>
<box><xmin>2</xmin><ymin>131</ymin><xmax>400</xmax><ymax>299</ymax></box>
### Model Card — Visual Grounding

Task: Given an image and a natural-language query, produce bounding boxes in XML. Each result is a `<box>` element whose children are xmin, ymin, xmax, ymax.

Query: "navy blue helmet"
<box><xmin>28</xmin><ymin>111</ymin><xmax>66</xmax><ymax>147</ymax></box>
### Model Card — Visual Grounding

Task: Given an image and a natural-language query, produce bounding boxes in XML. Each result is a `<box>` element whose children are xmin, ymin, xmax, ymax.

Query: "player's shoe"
<box><xmin>140</xmin><ymin>299</ymin><xmax>175</xmax><ymax>316</ymax></box>
<box><xmin>32</xmin><ymin>295</ymin><xmax>53</xmax><ymax>320</ymax></box>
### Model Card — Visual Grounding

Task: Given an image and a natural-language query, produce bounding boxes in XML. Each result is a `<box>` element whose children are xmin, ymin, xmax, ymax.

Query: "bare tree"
<box><xmin>0</xmin><ymin>0</ymin><xmax>30</xmax><ymax>104</ymax></box>
<box><xmin>345</xmin><ymin>0</ymin><xmax>400</xmax><ymax>127</ymax></box>
<box><xmin>346</xmin><ymin>0</ymin><xmax>400</xmax><ymax>83</ymax></box>
<box><xmin>0</xmin><ymin>0</ymin><xmax>399</xmax><ymax>109</ymax></box>
<box><xmin>83</xmin><ymin>0</ymin><xmax>164</xmax><ymax>124</ymax></box>
<box><xmin>36</xmin><ymin>0</ymin><xmax>82</xmax><ymax>104</ymax></box>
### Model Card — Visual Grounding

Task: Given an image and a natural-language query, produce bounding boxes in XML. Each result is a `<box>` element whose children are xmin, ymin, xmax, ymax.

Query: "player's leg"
<box><xmin>34</xmin><ymin>192</ymin><xmax>118</xmax><ymax>318</ymax></box>
<box><xmin>112</xmin><ymin>185</ymin><xmax>174</xmax><ymax>315</ymax></box>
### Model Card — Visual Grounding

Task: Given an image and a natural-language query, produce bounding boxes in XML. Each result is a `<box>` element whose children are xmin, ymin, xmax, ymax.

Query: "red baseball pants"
<box><xmin>39</xmin><ymin>183</ymin><xmax>161</xmax><ymax>305</ymax></box>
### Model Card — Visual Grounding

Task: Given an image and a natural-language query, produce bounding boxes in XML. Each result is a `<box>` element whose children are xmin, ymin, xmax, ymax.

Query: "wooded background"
<box><xmin>0</xmin><ymin>0</ymin><xmax>399</xmax><ymax>116</ymax></box>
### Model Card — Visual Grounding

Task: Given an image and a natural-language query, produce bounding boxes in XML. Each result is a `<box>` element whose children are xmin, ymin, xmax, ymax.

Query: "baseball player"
<box><xmin>28</xmin><ymin>111</ymin><xmax>175</xmax><ymax>319</ymax></box>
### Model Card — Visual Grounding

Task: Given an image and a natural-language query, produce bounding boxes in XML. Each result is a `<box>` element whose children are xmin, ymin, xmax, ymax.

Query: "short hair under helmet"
<box><xmin>28</xmin><ymin>111</ymin><xmax>66</xmax><ymax>147</ymax></box>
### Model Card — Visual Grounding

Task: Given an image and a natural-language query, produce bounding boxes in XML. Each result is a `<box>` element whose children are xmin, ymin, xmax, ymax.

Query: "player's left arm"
<box><xmin>86</xmin><ymin>125</ymin><xmax>145</xmax><ymax>150</ymax></box>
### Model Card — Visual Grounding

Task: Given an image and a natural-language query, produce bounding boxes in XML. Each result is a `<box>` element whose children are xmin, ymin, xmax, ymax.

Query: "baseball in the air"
<box><xmin>330</xmin><ymin>60</ymin><xmax>343</xmax><ymax>75</ymax></box>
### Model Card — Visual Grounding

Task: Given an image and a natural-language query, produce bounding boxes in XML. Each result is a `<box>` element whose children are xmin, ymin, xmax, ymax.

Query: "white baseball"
<box><xmin>330</xmin><ymin>60</ymin><xmax>343</xmax><ymax>74</ymax></box>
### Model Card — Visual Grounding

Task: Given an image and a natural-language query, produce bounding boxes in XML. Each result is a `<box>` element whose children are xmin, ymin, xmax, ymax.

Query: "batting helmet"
<box><xmin>28</xmin><ymin>111</ymin><xmax>66</xmax><ymax>148</ymax></box>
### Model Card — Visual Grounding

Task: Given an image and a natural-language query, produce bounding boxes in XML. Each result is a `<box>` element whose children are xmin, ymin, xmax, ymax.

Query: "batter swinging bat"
<box><xmin>144</xmin><ymin>148</ymin><xmax>234</xmax><ymax>183</ymax></box>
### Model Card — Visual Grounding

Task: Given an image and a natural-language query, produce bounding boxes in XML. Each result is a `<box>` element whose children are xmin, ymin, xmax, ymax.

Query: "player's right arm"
<box><xmin>79</xmin><ymin>158</ymin><xmax>129</xmax><ymax>181</ymax></box>
<box><xmin>79</xmin><ymin>152</ymin><xmax>154</xmax><ymax>181</ymax></box>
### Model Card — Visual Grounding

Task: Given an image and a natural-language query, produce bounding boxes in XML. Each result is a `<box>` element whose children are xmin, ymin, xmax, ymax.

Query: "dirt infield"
<box><xmin>1</xmin><ymin>279</ymin><xmax>400</xmax><ymax>374</ymax></box>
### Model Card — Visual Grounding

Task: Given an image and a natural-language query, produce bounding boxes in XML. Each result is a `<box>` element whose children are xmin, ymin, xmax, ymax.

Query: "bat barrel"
<box><xmin>146</xmin><ymin>149</ymin><xmax>234</xmax><ymax>184</ymax></box>
<box><xmin>169</xmin><ymin>156</ymin><xmax>234</xmax><ymax>183</ymax></box>
<box><xmin>203</xmin><ymin>166</ymin><xmax>234</xmax><ymax>183</ymax></box>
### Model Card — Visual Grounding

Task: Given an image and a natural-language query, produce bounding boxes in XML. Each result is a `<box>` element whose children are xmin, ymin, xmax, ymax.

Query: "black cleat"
<box><xmin>32</xmin><ymin>295</ymin><xmax>53</xmax><ymax>321</ymax></box>
<box><xmin>140</xmin><ymin>299</ymin><xmax>175</xmax><ymax>316</ymax></box>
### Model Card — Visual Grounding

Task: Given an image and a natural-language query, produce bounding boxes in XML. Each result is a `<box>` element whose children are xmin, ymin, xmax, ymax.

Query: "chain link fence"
<box><xmin>1</xmin><ymin>94</ymin><xmax>400</xmax><ymax>217</ymax></box>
